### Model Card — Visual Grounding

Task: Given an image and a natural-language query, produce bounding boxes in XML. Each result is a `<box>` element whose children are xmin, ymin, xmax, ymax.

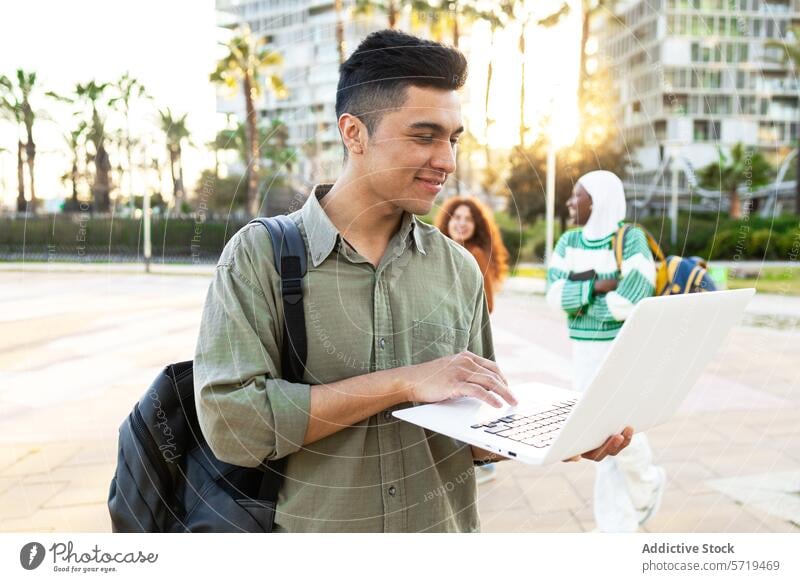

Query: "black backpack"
<box><xmin>107</xmin><ymin>215</ymin><xmax>308</xmax><ymax>532</ymax></box>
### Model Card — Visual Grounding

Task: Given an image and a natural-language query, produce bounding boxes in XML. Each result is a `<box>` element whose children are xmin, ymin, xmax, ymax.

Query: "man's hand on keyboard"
<box><xmin>563</xmin><ymin>426</ymin><xmax>634</xmax><ymax>463</ymax></box>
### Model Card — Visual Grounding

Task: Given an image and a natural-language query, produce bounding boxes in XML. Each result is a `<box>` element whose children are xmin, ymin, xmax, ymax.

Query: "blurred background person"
<box><xmin>436</xmin><ymin>195</ymin><xmax>509</xmax><ymax>484</ymax></box>
<box><xmin>545</xmin><ymin>170</ymin><xmax>666</xmax><ymax>532</ymax></box>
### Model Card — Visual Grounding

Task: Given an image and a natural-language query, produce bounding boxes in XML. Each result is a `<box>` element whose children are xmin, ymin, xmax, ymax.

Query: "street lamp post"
<box><xmin>670</xmin><ymin>149</ymin><xmax>680</xmax><ymax>247</ymax></box>
<box><xmin>545</xmin><ymin>138</ymin><xmax>556</xmax><ymax>265</ymax></box>
<box><xmin>143</xmin><ymin>188</ymin><xmax>152</xmax><ymax>273</ymax></box>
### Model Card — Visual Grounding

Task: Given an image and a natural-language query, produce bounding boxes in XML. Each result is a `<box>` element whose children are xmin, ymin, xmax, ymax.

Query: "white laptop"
<box><xmin>393</xmin><ymin>288</ymin><xmax>755</xmax><ymax>465</ymax></box>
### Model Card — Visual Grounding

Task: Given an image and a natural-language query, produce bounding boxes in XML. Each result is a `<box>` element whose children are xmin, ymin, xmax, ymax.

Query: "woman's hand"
<box><xmin>594</xmin><ymin>278</ymin><xmax>618</xmax><ymax>294</ymax></box>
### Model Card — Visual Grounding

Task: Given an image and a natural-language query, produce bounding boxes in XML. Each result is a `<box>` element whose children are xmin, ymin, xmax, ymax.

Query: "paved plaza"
<box><xmin>0</xmin><ymin>267</ymin><xmax>798</xmax><ymax>533</ymax></box>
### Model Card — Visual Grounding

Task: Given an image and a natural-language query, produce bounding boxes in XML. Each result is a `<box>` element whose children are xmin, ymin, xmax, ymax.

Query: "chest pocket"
<box><xmin>411</xmin><ymin>320</ymin><xmax>470</xmax><ymax>364</ymax></box>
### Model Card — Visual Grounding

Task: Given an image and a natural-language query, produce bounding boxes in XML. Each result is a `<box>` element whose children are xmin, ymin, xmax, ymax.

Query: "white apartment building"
<box><xmin>595</xmin><ymin>0</ymin><xmax>799</xmax><ymax>201</ymax></box>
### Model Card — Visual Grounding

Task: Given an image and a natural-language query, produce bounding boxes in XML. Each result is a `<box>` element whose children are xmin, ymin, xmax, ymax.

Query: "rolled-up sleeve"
<box><xmin>193</xmin><ymin>230</ymin><xmax>311</xmax><ymax>468</ymax></box>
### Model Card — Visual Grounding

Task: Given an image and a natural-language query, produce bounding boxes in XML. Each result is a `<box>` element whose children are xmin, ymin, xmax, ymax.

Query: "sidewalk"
<box><xmin>1</xmin><ymin>271</ymin><xmax>798</xmax><ymax>533</ymax></box>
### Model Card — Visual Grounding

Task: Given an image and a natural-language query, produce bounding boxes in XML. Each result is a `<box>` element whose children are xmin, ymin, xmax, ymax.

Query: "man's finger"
<box><xmin>467</xmin><ymin>352</ymin><xmax>509</xmax><ymax>385</ymax></box>
<box><xmin>583</xmin><ymin>434</ymin><xmax>622</xmax><ymax>462</ymax></box>
<box><xmin>607</xmin><ymin>427</ymin><xmax>634</xmax><ymax>457</ymax></box>
<box><xmin>463</xmin><ymin>382</ymin><xmax>502</xmax><ymax>408</ymax></box>
<box><xmin>467</xmin><ymin>369</ymin><xmax>517</xmax><ymax>406</ymax></box>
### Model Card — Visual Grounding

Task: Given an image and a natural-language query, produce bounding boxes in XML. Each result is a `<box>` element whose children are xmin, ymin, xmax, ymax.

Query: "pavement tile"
<box><xmin>642</xmin><ymin>491</ymin><xmax>779</xmax><ymax>533</ymax></box>
<box><xmin>480</xmin><ymin>509</ymin><xmax>583</xmax><ymax>533</ymax></box>
<box><xmin>60</xmin><ymin>442</ymin><xmax>118</xmax><ymax>468</ymax></box>
<box><xmin>708</xmin><ymin>470</ymin><xmax>800</xmax><ymax>525</ymax></box>
<box><xmin>0</xmin><ymin>481</ymin><xmax>69</xmax><ymax>520</ymax></box>
<box><xmin>659</xmin><ymin>460</ymin><xmax>718</xmax><ymax>495</ymax></box>
<box><xmin>477</xmin><ymin>475</ymin><xmax>531</xmax><ymax>513</ymax></box>
<box><xmin>513</xmin><ymin>473</ymin><xmax>585</xmax><ymax>513</ymax></box>
<box><xmin>38</xmin><ymin>464</ymin><xmax>116</xmax><ymax>509</ymax></box>
<box><xmin>0</xmin><ymin>502</ymin><xmax>111</xmax><ymax>533</ymax></box>
<box><xmin>0</xmin><ymin>444</ymin><xmax>33</xmax><ymax>472</ymax></box>
<box><xmin>0</xmin><ymin>444</ymin><xmax>81</xmax><ymax>477</ymax></box>
<box><xmin>701</xmin><ymin>447</ymin><xmax>800</xmax><ymax>477</ymax></box>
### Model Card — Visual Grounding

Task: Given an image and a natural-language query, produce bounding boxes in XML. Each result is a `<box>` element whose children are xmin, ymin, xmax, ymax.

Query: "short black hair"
<box><xmin>336</xmin><ymin>30</ymin><xmax>468</xmax><ymax>138</ymax></box>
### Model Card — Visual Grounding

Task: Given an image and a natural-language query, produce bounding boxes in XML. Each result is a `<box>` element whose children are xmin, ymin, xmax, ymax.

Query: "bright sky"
<box><xmin>0</xmin><ymin>0</ymin><xmax>220</xmax><ymax>209</ymax></box>
<box><xmin>0</xmin><ymin>0</ymin><xmax>581</xmax><ymax>208</ymax></box>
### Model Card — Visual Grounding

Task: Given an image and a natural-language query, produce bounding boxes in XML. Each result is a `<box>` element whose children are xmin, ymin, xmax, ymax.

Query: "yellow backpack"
<box><xmin>612</xmin><ymin>224</ymin><xmax>716</xmax><ymax>296</ymax></box>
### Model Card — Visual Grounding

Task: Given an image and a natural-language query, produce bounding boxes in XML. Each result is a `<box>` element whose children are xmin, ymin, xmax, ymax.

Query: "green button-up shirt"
<box><xmin>194</xmin><ymin>184</ymin><xmax>494</xmax><ymax>532</ymax></box>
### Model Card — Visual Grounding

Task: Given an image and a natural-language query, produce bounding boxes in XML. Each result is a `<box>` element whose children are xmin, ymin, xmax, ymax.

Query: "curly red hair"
<box><xmin>435</xmin><ymin>196</ymin><xmax>509</xmax><ymax>292</ymax></box>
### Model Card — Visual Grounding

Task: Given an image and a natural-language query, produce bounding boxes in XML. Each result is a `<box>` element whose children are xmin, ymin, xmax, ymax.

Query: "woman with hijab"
<box><xmin>546</xmin><ymin>170</ymin><xmax>666</xmax><ymax>532</ymax></box>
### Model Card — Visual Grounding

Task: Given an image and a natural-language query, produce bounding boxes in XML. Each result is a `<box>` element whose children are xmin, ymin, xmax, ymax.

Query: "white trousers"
<box><xmin>571</xmin><ymin>339</ymin><xmax>664</xmax><ymax>532</ymax></box>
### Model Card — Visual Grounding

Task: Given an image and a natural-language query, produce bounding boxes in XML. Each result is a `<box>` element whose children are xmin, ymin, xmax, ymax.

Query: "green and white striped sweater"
<box><xmin>546</xmin><ymin>225</ymin><xmax>655</xmax><ymax>341</ymax></box>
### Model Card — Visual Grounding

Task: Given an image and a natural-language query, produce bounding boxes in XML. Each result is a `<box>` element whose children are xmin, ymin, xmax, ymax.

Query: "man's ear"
<box><xmin>338</xmin><ymin>113</ymin><xmax>366</xmax><ymax>155</ymax></box>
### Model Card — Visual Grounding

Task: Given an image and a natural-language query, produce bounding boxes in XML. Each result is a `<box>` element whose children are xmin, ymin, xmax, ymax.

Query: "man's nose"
<box><xmin>430</xmin><ymin>139</ymin><xmax>456</xmax><ymax>175</ymax></box>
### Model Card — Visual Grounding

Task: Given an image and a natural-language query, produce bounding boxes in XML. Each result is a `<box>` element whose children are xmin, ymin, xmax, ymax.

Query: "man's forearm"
<box><xmin>303</xmin><ymin>367</ymin><xmax>409</xmax><ymax>445</ymax></box>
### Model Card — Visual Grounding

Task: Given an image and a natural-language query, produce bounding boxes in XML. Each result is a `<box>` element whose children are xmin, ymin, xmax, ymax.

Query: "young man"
<box><xmin>194</xmin><ymin>30</ymin><xmax>633</xmax><ymax>532</ymax></box>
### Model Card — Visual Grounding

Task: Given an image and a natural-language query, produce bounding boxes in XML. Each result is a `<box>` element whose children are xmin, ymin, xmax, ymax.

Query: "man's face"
<box><xmin>360</xmin><ymin>85</ymin><xmax>463</xmax><ymax>215</ymax></box>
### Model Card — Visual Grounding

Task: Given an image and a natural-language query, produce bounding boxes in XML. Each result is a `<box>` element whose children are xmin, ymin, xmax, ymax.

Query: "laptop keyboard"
<box><xmin>470</xmin><ymin>399</ymin><xmax>578</xmax><ymax>449</ymax></box>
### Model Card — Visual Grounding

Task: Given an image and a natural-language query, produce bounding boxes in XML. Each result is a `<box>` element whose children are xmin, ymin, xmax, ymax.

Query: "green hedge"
<box><xmin>2</xmin><ymin>211</ymin><xmax>798</xmax><ymax>262</ymax></box>
<box><xmin>636</xmin><ymin>213</ymin><xmax>800</xmax><ymax>261</ymax></box>
<box><xmin>0</xmin><ymin>216</ymin><xmax>247</xmax><ymax>260</ymax></box>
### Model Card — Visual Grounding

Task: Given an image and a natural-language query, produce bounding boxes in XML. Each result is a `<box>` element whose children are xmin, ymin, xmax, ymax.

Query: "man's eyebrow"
<box><xmin>408</xmin><ymin>121</ymin><xmax>465</xmax><ymax>136</ymax></box>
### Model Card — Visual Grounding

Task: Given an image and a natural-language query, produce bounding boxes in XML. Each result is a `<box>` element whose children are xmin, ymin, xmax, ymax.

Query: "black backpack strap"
<box><xmin>250</xmin><ymin>215</ymin><xmax>308</xmax><ymax>384</ymax></box>
<box><xmin>248</xmin><ymin>215</ymin><xmax>309</xmax><ymax>504</ymax></box>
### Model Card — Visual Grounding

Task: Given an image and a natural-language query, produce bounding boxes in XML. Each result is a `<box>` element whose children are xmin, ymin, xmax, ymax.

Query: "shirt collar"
<box><xmin>301</xmin><ymin>183</ymin><xmax>427</xmax><ymax>268</ymax></box>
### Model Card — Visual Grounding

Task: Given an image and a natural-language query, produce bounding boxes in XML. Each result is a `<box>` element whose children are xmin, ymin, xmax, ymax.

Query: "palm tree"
<box><xmin>110</xmin><ymin>72</ymin><xmax>151</xmax><ymax>214</ymax></box>
<box><xmin>0</xmin><ymin>69</ymin><xmax>43</xmax><ymax>213</ymax></box>
<box><xmin>216</xmin><ymin>119</ymin><xmax>295</xmax><ymax>177</ymax></box>
<box><xmin>766</xmin><ymin>25</ymin><xmax>800</xmax><ymax>214</ymax></box>
<box><xmin>354</xmin><ymin>0</ymin><xmax>401</xmax><ymax>28</ymax></box>
<box><xmin>335</xmin><ymin>0</ymin><xmax>346</xmax><ymax>64</ymax></box>
<box><xmin>51</xmin><ymin>81</ymin><xmax>115</xmax><ymax>212</ymax></box>
<box><xmin>61</xmin><ymin>121</ymin><xmax>87</xmax><ymax>209</ymax></box>
<box><xmin>476</xmin><ymin>2</ymin><xmax>512</xmax><ymax>170</ymax></box>
<box><xmin>211</xmin><ymin>25</ymin><xmax>287</xmax><ymax>217</ymax></box>
<box><xmin>0</xmin><ymin>96</ymin><xmax>26</xmax><ymax>211</ymax></box>
<box><xmin>504</xmin><ymin>2</ymin><xmax>570</xmax><ymax>148</ymax></box>
<box><xmin>698</xmin><ymin>143</ymin><xmax>773</xmax><ymax>219</ymax></box>
<box><xmin>79</xmin><ymin>81</ymin><xmax>114</xmax><ymax>213</ymax></box>
<box><xmin>158</xmin><ymin>108</ymin><xmax>190</xmax><ymax>212</ymax></box>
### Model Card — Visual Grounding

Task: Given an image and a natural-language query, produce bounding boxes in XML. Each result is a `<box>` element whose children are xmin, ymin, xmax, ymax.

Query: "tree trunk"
<box><xmin>796</xmin><ymin>142</ymin><xmax>800</xmax><ymax>215</ymax></box>
<box><xmin>25</xmin><ymin>139</ymin><xmax>36</xmax><ymax>212</ymax></box>
<box><xmin>579</xmin><ymin>3</ymin><xmax>591</xmax><ymax>105</ymax></box>
<box><xmin>168</xmin><ymin>147</ymin><xmax>180</xmax><ymax>210</ymax></box>
<box><xmin>243</xmin><ymin>72</ymin><xmax>261</xmax><ymax>217</ymax></box>
<box><xmin>16</xmin><ymin>140</ymin><xmax>26</xmax><ymax>212</ymax></box>
<box><xmin>93</xmin><ymin>144</ymin><xmax>112</xmax><ymax>213</ymax></box>
<box><xmin>177</xmin><ymin>149</ymin><xmax>185</xmax><ymax>209</ymax></box>
<box><xmin>452</xmin><ymin>1</ymin><xmax>459</xmax><ymax>48</ymax></box>
<box><xmin>519</xmin><ymin>35</ymin><xmax>526</xmax><ymax>146</ymax></box>
<box><xmin>335</xmin><ymin>0</ymin><xmax>345</xmax><ymax>64</ymax></box>
<box><xmin>729</xmin><ymin>188</ymin><xmax>741</xmax><ymax>219</ymax></box>
<box><xmin>484</xmin><ymin>27</ymin><xmax>495</xmax><ymax>170</ymax></box>
<box><xmin>71</xmin><ymin>158</ymin><xmax>79</xmax><ymax>203</ymax></box>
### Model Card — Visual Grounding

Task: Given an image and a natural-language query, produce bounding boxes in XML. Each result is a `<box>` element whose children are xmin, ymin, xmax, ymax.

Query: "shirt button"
<box><xmin>388</xmin><ymin>486</ymin><xmax>397</xmax><ymax>497</ymax></box>
<box><xmin>383</xmin><ymin>410</ymin><xmax>392</xmax><ymax>421</ymax></box>
<box><xmin>378</xmin><ymin>337</ymin><xmax>386</xmax><ymax>349</ymax></box>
